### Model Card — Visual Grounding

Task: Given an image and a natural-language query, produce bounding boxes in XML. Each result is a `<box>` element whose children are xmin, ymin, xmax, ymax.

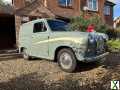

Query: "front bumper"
<box><xmin>84</xmin><ymin>52</ymin><xmax>109</xmax><ymax>62</ymax></box>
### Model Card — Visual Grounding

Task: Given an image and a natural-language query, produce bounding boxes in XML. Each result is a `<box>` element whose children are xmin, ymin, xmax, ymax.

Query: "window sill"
<box><xmin>87</xmin><ymin>9</ymin><xmax>98</xmax><ymax>12</ymax></box>
<box><xmin>104</xmin><ymin>14</ymin><xmax>110</xmax><ymax>16</ymax></box>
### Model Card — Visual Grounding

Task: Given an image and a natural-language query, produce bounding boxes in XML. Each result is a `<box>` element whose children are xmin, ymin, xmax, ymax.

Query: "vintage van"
<box><xmin>19</xmin><ymin>19</ymin><xmax>109</xmax><ymax>72</ymax></box>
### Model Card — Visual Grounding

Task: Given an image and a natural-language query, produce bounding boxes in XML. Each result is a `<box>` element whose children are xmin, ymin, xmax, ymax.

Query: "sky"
<box><xmin>114</xmin><ymin>0</ymin><xmax>120</xmax><ymax>19</ymax></box>
<box><xmin>2</xmin><ymin>0</ymin><xmax>120</xmax><ymax>19</ymax></box>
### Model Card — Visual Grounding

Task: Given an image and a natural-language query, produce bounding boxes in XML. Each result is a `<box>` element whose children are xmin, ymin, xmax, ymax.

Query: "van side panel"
<box><xmin>19</xmin><ymin>23</ymin><xmax>33</xmax><ymax>54</ymax></box>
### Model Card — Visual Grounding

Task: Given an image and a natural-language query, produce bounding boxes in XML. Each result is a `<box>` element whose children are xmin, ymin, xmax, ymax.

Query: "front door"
<box><xmin>31</xmin><ymin>21</ymin><xmax>49</xmax><ymax>58</ymax></box>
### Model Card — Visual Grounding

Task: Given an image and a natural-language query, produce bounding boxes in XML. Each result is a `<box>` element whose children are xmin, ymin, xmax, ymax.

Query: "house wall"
<box><xmin>47</xmin><ymin>0</ymin><xmax>106</xmax><ymax>22</ymax></box>
<box><xmin>47</xmin><ymin>0</ymin><xmax>80</xmax><ymax>17</ymax></box>
<box><xmin>12</xmin><ymin>0</ymin><xmax>25</xmax><ymax>9</ymax></box>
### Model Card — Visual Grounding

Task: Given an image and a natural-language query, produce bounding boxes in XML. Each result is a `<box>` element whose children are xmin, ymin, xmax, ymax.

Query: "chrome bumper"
<box><xmin>85</xmin><ymin>52</ymin><xmax>109</xmax><ymax>62</ymax></box>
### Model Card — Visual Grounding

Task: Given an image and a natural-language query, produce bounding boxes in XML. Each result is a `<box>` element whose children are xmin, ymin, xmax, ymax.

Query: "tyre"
<box><xmin>57</xmin><ymin>48</ymin><xmax>77</xmax><ymax>72</ymax></box>
<box><xmin>22</xmin><ymin>48</ymin><xmax>30</xmax><ymax>60</ymax></box>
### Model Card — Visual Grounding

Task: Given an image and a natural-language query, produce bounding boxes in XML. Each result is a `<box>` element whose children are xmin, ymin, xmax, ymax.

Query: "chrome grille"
<box><xmin>85</xmin><ymin>33</ymin><xmax>106</xmax><ymax>57</ymax></box>
<box><xmin>96</xmin><ymin>36</ymin><xmax>106</xmax><ymax>54</ymax></box>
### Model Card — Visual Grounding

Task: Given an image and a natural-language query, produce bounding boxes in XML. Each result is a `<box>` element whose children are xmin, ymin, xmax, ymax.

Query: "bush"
<box><xmin>107</xmin><ymin>39</ymin><xmax>120</xmax><ymax>53</ymax></box>
<box><xmin>70</xmin><ymin>14</ymin><xmax>108</xmax><ymax>33</ymax></box>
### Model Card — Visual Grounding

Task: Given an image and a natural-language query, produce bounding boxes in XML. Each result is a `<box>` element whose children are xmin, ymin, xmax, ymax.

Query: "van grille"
<box><xmin>85</xmin><ymin>35</ymin><xmax>106</xmax><ymax>57</ymax></box>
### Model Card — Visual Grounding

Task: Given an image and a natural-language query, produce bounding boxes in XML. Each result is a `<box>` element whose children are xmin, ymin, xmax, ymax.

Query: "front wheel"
<box><xmin>57</xmin><ymin>48</ymin><xmax>77</xmax><ymax>72</ymax></box>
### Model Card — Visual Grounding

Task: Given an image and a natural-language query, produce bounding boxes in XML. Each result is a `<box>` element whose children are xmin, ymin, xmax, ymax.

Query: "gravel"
<box><xmin>0</xmin><ymin>53</ymin><xmax>120</xmax><ymax>90</ymax></box>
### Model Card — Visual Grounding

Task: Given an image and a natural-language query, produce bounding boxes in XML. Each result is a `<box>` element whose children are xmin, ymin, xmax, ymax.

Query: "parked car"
<box><xmin>19</xmin><ymin>19</ymin><xmax>109</xmax><ymax>72</ymax></box>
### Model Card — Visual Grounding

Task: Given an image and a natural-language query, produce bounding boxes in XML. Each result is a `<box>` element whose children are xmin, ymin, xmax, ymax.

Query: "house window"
<box><xmin>104</xmin><ymin>5</ymin><xmax>110</xmax><ymax>15</ymax></box>
<box><xmin>87</xmin><ymin>0</ymin><xmax>98</xmax><ymax>11</ymax></box>
<box><xmin>58</xmin><ymin>0</ymin><xmax>72</xmax><ymax>7</ymax></box>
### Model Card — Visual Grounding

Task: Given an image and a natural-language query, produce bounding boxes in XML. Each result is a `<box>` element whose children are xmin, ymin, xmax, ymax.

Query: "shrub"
<box><xmin>107</xmin><ymin>39</ymin><xmax>120</xmax><ymax>53</ymax></box>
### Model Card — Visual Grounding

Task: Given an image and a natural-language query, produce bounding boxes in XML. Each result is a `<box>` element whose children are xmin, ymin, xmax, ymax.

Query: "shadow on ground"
<box><xmin>0</xmin><ymin>72</ymin><xmax>111</xmax><ymax>90</ymax></box>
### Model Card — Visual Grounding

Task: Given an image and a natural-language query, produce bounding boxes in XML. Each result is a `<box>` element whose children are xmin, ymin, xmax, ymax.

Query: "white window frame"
<box><xmin>87</xmin><ymin>0</ymin><xmax>98</xmax><ymax>11</ymax></box>
<box><xmin>104</xmin><ymin>5</ymin><xmax>111</xmax><ymax>15</ymax></box>
<box><xmin>59</xmin><ymin>0</ymin><xmax>72</xmax><ymax>7</ymax></box>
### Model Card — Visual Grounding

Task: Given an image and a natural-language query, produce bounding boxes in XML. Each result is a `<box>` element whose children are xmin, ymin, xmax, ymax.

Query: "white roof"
<box><xmin>107</xmin><ymin>0</ymin><xmax>115</xmax><ymax>3</ymax></box>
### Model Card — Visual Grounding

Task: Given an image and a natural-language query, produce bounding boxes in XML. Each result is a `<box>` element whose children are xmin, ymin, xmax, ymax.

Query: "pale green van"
<box><xmin>19</xmin><ymin>18</ymin><xmax>109</xmax><ymax>72</ymax></box>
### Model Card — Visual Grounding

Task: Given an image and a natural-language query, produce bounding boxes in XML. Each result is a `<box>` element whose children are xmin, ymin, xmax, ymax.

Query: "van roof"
<box><xmin>22</xmin><ymin>18</ymin><xmax>47</xmax><ymax>25</ymax></box>
<box><xmin>22</xmin><ymin>18</ymin><xmax>65</xmax><ymax>25</ymax></box>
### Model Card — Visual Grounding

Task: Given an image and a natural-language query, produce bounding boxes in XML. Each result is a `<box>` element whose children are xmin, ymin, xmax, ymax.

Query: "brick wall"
<box><xmin>15</xmin><ymin>15</ymin><xmax>22</xmax><ymax>47</ymax></box>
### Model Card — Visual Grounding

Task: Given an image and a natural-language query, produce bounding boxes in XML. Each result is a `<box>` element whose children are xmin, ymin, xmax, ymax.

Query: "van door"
<box><xmin>31</xmin><ymin>21</ymin><xmax>49</xmax><ymax>58</ymax></box>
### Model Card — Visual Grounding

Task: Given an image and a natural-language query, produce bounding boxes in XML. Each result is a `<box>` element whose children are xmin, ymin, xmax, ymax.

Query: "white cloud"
<box><xmin>115</xmin><ymin>0</ymin><xmax>120</xmax><ymax>4</ymax></box>
<box><xmin>3</xmin><ymin>0</ymin><xmax>11</xmax><ymax>3</ymax></box>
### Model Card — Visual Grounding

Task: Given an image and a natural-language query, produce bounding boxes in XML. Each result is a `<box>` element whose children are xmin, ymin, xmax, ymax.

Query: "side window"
<box><xmin>104</xmin><ymin>5</ymin><xmax>110</xmax><ymax>15</ymax></box>
<box><xmin>87</xmin><ymin>0</ymin><xmax>98</xmax><ymax>11</ymax></box>
<box><xmin>33</xmin><ymin>22</ymin><xmax>47</xmax><ymax>33</ymax></box>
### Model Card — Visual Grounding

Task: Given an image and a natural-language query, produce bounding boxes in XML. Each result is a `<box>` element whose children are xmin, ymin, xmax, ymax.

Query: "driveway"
<box><xmin>0</xmin><ymin>53</ymin><xmax>120</xmax><ymax>90</ymax></box>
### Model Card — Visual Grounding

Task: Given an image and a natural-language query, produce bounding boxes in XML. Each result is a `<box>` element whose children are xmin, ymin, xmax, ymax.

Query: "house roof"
<box><xmin>114</xmin><ymin>17</ymin><xmax>120</xmax><ymax>23</ymax></box>
<box><xmin>15</xmin><ymin>0</ymin><xmax>55</xmax><ymax>18</ymax></box>
<box><xmin>114</xmin><ymin>16</ymin><xmax>120</xmax><ymax>28</ymax></box>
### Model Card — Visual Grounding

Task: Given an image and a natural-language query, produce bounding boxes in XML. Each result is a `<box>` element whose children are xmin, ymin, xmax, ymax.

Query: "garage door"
<box><xmin>0</xmin><ymin>15</ymin><xmax>16</xmax><ymax>50</ymax></box>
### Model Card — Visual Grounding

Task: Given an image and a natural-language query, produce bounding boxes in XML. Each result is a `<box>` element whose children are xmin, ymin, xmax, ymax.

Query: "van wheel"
<box><xmin>22</xmin><ymin>48</ymin><xmax>30</xmax><ymax>60</ymax></box>
<box><xmin>57</xmin><ymin>48</ymin><xmax>77</xmax><ymax>73</ymax></box>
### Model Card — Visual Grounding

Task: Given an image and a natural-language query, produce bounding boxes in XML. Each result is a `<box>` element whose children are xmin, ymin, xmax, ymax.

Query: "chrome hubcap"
<box><xmin>59</xmin><ymin>52</ymin><xmax>72</xmax><ymax>69</ymax></box>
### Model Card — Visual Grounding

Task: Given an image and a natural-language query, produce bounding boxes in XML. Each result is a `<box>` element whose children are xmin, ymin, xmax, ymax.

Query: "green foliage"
<box><xmin>70</xmin><ymin>14</ymin><xmax>109</xmax><ymax>33</ymax></box>
<box><xmin>107</xmin><ymin>39</ymin><xmax>120</xmax><ymax>52</ymax></box>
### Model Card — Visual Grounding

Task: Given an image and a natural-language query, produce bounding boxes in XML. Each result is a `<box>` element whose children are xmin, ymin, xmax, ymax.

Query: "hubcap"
<box><xmin>59</xmin><ymin>52</ymin><xmax>72</xmax><ymax>69</ymax></box>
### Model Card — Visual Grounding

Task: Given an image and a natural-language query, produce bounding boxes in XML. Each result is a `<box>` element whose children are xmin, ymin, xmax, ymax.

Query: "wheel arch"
<box><xmin>54</xmin><ymin>46</ymin><xmax>74</xmax><ymax>62</ymax></box>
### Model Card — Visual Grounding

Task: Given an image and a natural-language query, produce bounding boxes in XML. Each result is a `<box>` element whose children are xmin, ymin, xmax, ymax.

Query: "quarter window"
<box><xmin>87</xmin><ymin>0</ymin><xmax>98</xmax><ymax>11</ymax></box>
<box><xmin>104</xmin><ymin>5</ymin><xmax>110</xmax><ymax>15</ymax></box>
<box><xmin>33</xmin><ymin>22</ymin><xmax>47</xmax><ymax>33</ymax></box>
<box><xmin>58</xmin><ymin>0</ymin><xmax>72</xmax><ymax>7</ymax></box>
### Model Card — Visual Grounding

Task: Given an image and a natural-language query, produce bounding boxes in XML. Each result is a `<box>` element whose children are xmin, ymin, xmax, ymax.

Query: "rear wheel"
<box><xmin>57</xmin><ymin>48</ymin><xmax>77</xmax><ymax>72</ymax></box>
<box><xmin>22</xmin><ymin>48</ymin><xmax>30</xmax><ymax>60</ymax></box>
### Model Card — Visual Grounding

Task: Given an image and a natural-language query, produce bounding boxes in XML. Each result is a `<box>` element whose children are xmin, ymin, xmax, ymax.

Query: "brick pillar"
<box><xmin>98</xmin><ymin>0</ymin><xmax>105</xmax><ymax>23</ymax></box>
<box><xmin>15</xmin><ymin>15</ymin><xmax>21</xmax><ymax>48</ymax></box>
<box><xmin>13</xmin><ymin>0</ymin><xmax>25</xmax><ymax>9</ymax></box>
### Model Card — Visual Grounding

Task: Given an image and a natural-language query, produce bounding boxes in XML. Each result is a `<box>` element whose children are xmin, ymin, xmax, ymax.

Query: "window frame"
<box><xmin>58</xmin><ymin>0</ymin><xmax>73</xmax><ymax>7</ymax></box>
<box><xmin>87</xmin><ymin>0</ymin><xmax>98</xmax><ymax>11</ymax></box>
<box><xmin>33</xmin><ymin>22</ymin><xmax>47</xmax><ymax>33</ymax></box>
<box><xmin>104</xmin><ymin>5</ymin><xmax>111</xmax><ymax>16</ymax></box>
